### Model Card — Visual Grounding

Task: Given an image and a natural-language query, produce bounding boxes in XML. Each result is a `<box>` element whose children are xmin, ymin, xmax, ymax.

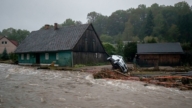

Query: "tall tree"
<box><xmin>61</xmin><ymin>18</ymin><xmax>76</xmax><ymax>26</ymax></box>
<box><xmin>116</xmin><ymin>40</ymin><xmax>124</xmax><ymax>55</ymax></box>
<box><xmin>122</xmin><ymin>21</ymin><xmax>134</xmax><ymax>40</ymax></box>
<box><xmin>144</xmin><ymin>10</ymin><xmax>154</xmax><ymax>38</ymax></box>
<box><xmin>174</xmin><ymin>1</ymin><xmax>191</xmax><ymax>15</ymax></box>
<box><xmin>124</xmin><ymin>42</ymin><xmax>137</xmax><ymax>61</ymax></box>
<box><xmin>0</xmin><ymin>31</ymin><xmax>3</xmax><ymax>35</ymax></box>
<box><xmin>87</xmin><ymin>12</ymin><xmax>102</xmax><ymax>23</ymax></box>
<box><xmin>166</xmin><ymin>24</ymin><xmax>180</xmax><ymax>42</ymax></box>
<box><xmin>144</xmin><ymin>36</ymin><xmax>158</xmax><ymax>43</ymax></box>
<box><xmin>2</xmin><ymin>28</ymin><xmax>30</xmax><ymax>42</ymax></box>
<box><xmin>152</xmin><ymin>14</ymin><xmax>166</xmax><ymax>37</ymax></box>
<box><xmin>107</xmin><ymin>10</ymin><xmax>130</xmax><ymax>36</ymax></box>
<box><xmin>1</xmin><ymin>48</ymin><xmax>9</xmax><ymax>60</ymax></box>
<box><xmin>128</xmin><ymin>5</ymin><xmax>147</xmax><ymax>39</ymax></box>
<box><xmin>175</xmin><ymin>1</ymin><xmax>192</xmax><ymax>42</ymax></box>
<box><xmin>87</xmin><ymin>12</ymin><xmax>108</xmax><ymax>35</ymax></box>
<box><xmin>100</xmin><ymin>34</ymin><xmax>113</xmax><ymax>43</ymax></box>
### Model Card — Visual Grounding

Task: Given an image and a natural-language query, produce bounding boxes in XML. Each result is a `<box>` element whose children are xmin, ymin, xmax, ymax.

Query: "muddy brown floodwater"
<box><xmin>0</xmin><ymin>63</ymin><xmax>192</xmax><ymax>108</ymax></box>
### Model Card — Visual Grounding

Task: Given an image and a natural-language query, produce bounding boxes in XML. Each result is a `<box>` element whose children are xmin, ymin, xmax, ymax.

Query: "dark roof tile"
<box><xmin>15</xmin><ymin>24</ymin><xmax>90</xmax><ymax>53</ymax></box>
<box><xmin>10</xmin><ymin>40</ymin><xmax>18</xmax><ymax>46</ymax></box>
<box><xmin>137</xmin><ymin>43</ymin><xmax>184</xmax><ymax>54</ymax></box>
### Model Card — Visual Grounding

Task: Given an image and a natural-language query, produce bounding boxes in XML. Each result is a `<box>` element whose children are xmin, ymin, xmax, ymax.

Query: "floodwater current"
<box><xmin>0</xmin><ymin>63</ymin><xmax>192</xmax><ymax>108</ymax></box>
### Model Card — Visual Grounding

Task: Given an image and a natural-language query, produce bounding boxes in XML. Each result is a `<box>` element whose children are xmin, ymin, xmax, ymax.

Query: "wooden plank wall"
<box><xmin>73</xmin><ymin>52</ymin><xmax>108</xmax><ymax>65</ymax></box>
<box><xmin>138</xmin><ymin>54</ymin><xmax>181</xmax><ymax>66</ymax></box>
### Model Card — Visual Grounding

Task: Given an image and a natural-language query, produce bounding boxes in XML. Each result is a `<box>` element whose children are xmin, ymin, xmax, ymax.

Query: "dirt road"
<box><xmin>0</xmin><ymin>63</ymin><xmax>192</xmax><ymax>108</ymax></box>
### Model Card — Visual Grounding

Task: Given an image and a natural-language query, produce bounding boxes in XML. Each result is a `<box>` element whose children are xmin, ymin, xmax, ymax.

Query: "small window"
<box><xmin>56</xmin><ymin>53</ymin><xmax>59</xmax><ymax>60</ymax></box>
<box><xmin>5</xmin><ymin>41</ymin><xmax>7</xmax><ymax>44</ymax></box>
<box><xmin>45</xmin><ymin>53</ymin><xmax>49</xmax><ymax>60</ymax></box>
<box><xmin>2</xmin><ymin>41</ymin><xmax>4</xmax><ymax>44</ymax></box>
<box><xmin>21</xmin><ymin>54</ymin><xmax>24</xmax><ymax>60</ymax></box>
<box><xmin>27</xmin><ymin>54</ymin><xmax>30</xmax><ymax>60</ymax></box>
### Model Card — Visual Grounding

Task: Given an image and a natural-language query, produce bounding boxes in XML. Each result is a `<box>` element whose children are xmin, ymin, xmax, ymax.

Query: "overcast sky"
<box><xmin>0</xmin><ymin>0</ymin><xmax>192</xmax><ymax>32</ymax></box>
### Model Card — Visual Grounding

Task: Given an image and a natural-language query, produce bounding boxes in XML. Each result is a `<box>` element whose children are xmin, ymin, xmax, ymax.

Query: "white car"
<box><xmin>107</xmin><ymin>55</ymin><xmax>128</xmax><ymax>73</ymax></box>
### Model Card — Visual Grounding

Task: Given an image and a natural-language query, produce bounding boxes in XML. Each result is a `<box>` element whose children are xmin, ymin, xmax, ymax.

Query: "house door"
<box><xmin>36</xmin><ymin>54</ymin><xmax>40</xmax><ymax>64</ymax></box>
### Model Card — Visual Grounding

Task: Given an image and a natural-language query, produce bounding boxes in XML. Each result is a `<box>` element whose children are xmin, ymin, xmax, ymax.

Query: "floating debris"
<box><xmin>93</xmin><ymin>68</ymin><xmax>192</xmax><ymax>90</ymax></box>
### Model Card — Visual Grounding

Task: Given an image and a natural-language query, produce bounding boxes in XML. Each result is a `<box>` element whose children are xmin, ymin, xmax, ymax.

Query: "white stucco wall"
<box><xmin>0</xmin><ymin>37</ymin><xmax>17</xmax><ymax>54</ymax></box>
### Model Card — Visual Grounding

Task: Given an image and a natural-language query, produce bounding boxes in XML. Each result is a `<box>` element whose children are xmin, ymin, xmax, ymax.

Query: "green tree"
<box><xmin>9</xmin><ymin>53</ymin><xmax>18</xmax><ymax>63</ymax></box>
<box><xmin>174</xmin><ymin>1</ymin><xmax>191</xmax><ymax>15</ymax></box>
<box><xmin>124</xmin><ymin>42</ymin><xmax>137</xmax><ymax>61</ymax></box>
<box><xmin>181</xmin><ymin>42</ymin><xmax>192</xmax><ymax>51</ymax></box>
<box><xmin>122</xmin><ymin>21</ymin><xmax>134</xmax><ymax>40</ymax></box>
<box><xmin>144</xmin><ymin>36</ymin><xmax>158</xmax><ymax>43</ymax></box>
<box><xmin>144</xmin><ymin>10</ymin><xmax>154</xmax><ymax>38</ymax></box>
<box><xmin>2</xmin><ymin>28</ymin><xmax>30</xmax><ymax>42</ymax></box>
<box><xmin>166</xmin><ymin>24</ymin><xmax>180</xmax><ymax>42</ymax></box>
<box><xmin>177</xmin><ymin>12</ymin><xmax>192</xmax><ymax>42</ymax></box>
<box><xmin>1</xmin><ymin>48</ymin><xmax>9</xmax><ymax>60</ymax></box>
<box><xmin>75</xmin><ymin>21</ymin><xmax>82</xmax><ymax>25</ymax></box>
<box><xmin>107</xmin><ymin>10</ymin><xmax>130</xmax><ymax>36</ymax></box>
<box><xmin>131</xmin><ymin>36</ymin><xmax>140</xmax><ymax>42</ymax></box>
<box><xmin>128</xmin><ymin>5</ymin><xmax>147</xmax><ymax>39</ymax></box>
<box><xmin>116</xmin><ymin>40</ymin><xmax>124</xmax><ymax>55</ymax></box>
<box><xmin>102</xmin><ymin>43</ymin><xmax>116</xmax><ymax>55</ymax></box>
<box><xmin>87</xmin><ymin>12</ymin><xmax>108</xmax><ymax>35</ymax></box>
<box><xmin>87</xmin><ymin>11</ymin><xmax>101</xmax><ymax>23</ymax></box>
<box><xmin>152</xmin><ymin>14</ymin><xmax>166</xmax><ymax>37</ymax></box>
<box><xmin>0</xmin><ymin>31</ymin><xmax>3</xmax><ymax>35</ymax></box>
<box><xmin>62</xmin><ymin>18</ymin><xmax>76</xmax><ymax>26</ymax></box>
<box><xmin>100</xmin><ymin>34</ymin><xmax>113</xmax><ymax>43</ymax></box>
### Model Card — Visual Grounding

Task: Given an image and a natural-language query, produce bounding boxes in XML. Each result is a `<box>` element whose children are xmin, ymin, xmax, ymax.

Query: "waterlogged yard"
<box><xmin>0</xmin><ymin>63</ymin><xmax>192</xmax><ymax>108</ymax></box>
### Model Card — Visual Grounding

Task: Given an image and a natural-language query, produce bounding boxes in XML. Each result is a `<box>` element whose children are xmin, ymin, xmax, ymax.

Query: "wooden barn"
<box><xmin>137</xmin><ymin>43</ymin><xmax>184</xmax><ymax>67</ymax></box>
<box><xmin>15</xmin><ymin>23</ymin><xmax>108</xmax><ymax>66</ymax></box>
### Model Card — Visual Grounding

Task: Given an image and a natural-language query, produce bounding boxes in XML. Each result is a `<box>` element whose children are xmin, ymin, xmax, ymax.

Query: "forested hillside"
<box><xmin>89</xmin><ymin>1</ymin><xmax>192</xmax><ymax>43</ymax></box>
<box><xmin>0</xmin><ymin>1</ymin><xmax>191</xmax><ymax>44</ymax></box>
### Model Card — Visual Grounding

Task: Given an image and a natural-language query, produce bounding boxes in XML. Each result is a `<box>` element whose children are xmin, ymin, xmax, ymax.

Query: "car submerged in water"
<box><xmin>107</xmin><ymin>55</ymin><xmax>128</xmax><ymax>73</ymax></box>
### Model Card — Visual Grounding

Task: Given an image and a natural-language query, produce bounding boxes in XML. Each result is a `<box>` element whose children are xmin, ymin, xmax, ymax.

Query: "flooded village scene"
<box><xmin>0</xmin><ymin>0</ymin><xmax>192</xmax><ymax>108</ymax></box>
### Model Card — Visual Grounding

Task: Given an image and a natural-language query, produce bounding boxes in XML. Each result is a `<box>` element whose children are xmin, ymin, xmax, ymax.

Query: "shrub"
<box><xmin>9</xmin><ymin>53</ymin><xmax>18</xmax><ymax>63</ymax></box>
<box><xmin>1</xmin><ymin>48</ymin><xmax>9</xmax><ymax>60</ymax></box>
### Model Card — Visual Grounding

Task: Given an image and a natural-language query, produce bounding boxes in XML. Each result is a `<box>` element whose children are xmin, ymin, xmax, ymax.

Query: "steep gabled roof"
<box><xmin>15</xmin><ymin>24</ymin><xmax>90</xmax><ymax>53</ymax></box>
<box><xmin>137</xmin><ymin>43</ymin><xmax>184</xmax><ymax>54</ymax></box>
<box><xmin>10</xmin><ymin>40</ymin><xmax>18</xmax><ymax>46</ymax></box>
<box><xmin>0</xmin><ymin>35</ymin><xmax>18</xmax><ymax>47</ymax></box>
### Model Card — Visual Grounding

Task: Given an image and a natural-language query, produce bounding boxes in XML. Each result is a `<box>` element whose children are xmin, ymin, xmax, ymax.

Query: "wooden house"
<box><xmin>0</xmin><ymin>36</ymin><xmax>18</xmax><ymax>54</ymax></box>
<box><xmin>15</xmin><ymin>23</ymin><xmax>108</xmax><ymax>66</ymax></box>
<box><xmin>137</xmin><ymin>43</ymin><xmax>184</xmax><ymax>67</ymax></box>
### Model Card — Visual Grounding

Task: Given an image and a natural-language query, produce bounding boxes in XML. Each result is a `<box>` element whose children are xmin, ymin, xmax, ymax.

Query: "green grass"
<box><xmin>74</xmin><ymin>64</ymin><xmax>86</xmax><ymax>68</ymax></box>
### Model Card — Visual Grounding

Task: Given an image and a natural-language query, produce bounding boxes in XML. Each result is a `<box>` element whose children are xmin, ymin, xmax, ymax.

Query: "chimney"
<box><xmin>44</xmin><ymin>24</ymin><xmax>50</xmax><ymax>29</ymax></box>
<box><xmin>54</xmin><ymin>23</ymin><xmax>58</xmax><ymax>30</ymax></box>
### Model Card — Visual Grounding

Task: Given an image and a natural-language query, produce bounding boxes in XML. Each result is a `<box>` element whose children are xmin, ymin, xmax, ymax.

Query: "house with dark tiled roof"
<box><xmin>15</xmin><ymin>23</ymin><xmax>108</xmax><ymax>66</ymax></box>
<box><xmin>137</xmin><ymin>43</ymin><xmax>184</xmax><ymax>66</ymax></box>
<box><xmin>0</xmin><ymin>36</ymin><xmax>18</xmax><ymax>54</ymax></box>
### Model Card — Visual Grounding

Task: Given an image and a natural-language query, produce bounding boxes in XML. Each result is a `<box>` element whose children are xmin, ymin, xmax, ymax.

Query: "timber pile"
<box><xmin>144</xmin><ymin>76</ymin><xmax>192</xmax><ymax>90</ymax></box>
<box><xmin>93</xmin><ymin>69</ymin><xmax>192</xmax><ymax>90</ymax></box>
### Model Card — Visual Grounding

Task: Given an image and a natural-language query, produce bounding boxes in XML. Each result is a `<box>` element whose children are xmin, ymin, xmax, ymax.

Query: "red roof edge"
<box><xmin>10</xmin><ymin>40</ymin><xmax>19</xmax><ymax>46</ymax></box>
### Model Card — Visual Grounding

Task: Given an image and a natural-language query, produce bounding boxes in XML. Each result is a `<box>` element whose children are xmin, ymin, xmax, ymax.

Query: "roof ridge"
<box><xmin>57</xmin><ymin>23</ymin><xmax>90</xmax><ymax>28</ymax></box>
<box><xmin>15</xmin><ymin>23</ymin><xmax>92</xmax><ymax>53</ymax></box>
